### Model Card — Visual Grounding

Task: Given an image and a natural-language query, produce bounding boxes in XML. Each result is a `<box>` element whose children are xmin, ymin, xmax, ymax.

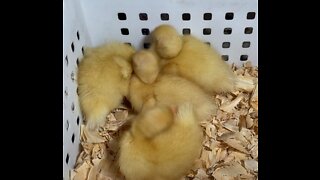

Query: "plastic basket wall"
<box><xmin>63</xmin><ymin>0</ymin><xmax>257</xmax><ymax>179</ymax></box>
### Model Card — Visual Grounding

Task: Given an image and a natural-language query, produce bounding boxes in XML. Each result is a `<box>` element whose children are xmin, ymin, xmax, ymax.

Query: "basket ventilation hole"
<box><xmin>222</xmin><ymin>42</ymin><xmax>230</xmax><ymax>48</ymax></box>
<box><xmin>76</xmin><ymin>31</ymin><xmax>80</xmax><ymax>40</ymax></box>
<box><xmin>125</xmin><ymin>42</ymin><xmax>132</xmax><ymax>46</ymax></box>
<box><xmin>225</xmin><ymin>12</ymin><xmax>234</xmax><ymax>20</ymax></box>
<box><xmin>161</xmin><ymin>13</ymin><xmax>169</xmax><ymax>20</ymax></box>
<box><xmin>222</xmin><ymin>55</ymin><xmax>229</xmax><ymax>61</ymax></box>
<box><xmin>64</xmin><ymin>88</ymin><xmax>68</xmax><ymax>96</ymax></box>
<box><xmin>141</xmin><ymin>28</ymin><xmax>150</xmax><ymax>35</ymax></box>
<box><xmin>182</xmin><ymin>28</ymin><xmax>190</xmax><ymax>35</ymax></box>
<box><xmin>77</xmin><ymin>116</ymin><xmax>80</xmax><ymax>125</ymax></box>
<box><xmin>118</xmin><ymin>13</ymin><xmax>127</xmax><ymax>20</ymax></box>
<box><xmin>71</xmin><ymin>72</ymin><xmax>75</xmax><ymax>81</ymax></box>
<box><xmin>65</xmin><ymin>56</ymin><xmax>68</xmax><ymax>66</ymax></box>
<box><xmin>66</xmin><ymin>154</ymin><xmax>69</xmax><ymax>164</ymax></box>
<box><xmin>224</xmin><ymin>28</ymin><xmax>232</xmax><ymax>35</ymax></box>
<box><xmin>245</xmin><ymin>27</ymin><xmax>253</xmax><ymax>34</ymax></box>
<box><xmin>121</xmin><ymin>28</ymin><xmax>129</xmax><ymax>35</ymax></box>
<box><xmin>203</xmin><ymin>28</ymin><xmax>211</xmax><ymax>35</ymax></box>
<box><xmin>240</xmin><ymin>55</ymin><xmax>248</xmax><ymax>61</ymax></box>
<box><xmin>71</xmin><ymin>42</ymin><xmax>74</xmax><ymax>52</ymax></box>
<box><xmin>143</xmin><ymin>43</ymin><xmax>150</xmax><ymax>49</ymax></box>
<box><xmin>247</xmin><ymin>12</ymin><xmax>256</xmax><ymax>20</ymax></box>
<box><xmin>242</xmin><ymin>41</ymin><xmax>251</xmax><ymax>48</ymax></box>
<box><xmin>204</xmin><ymin>13</ymin><xmax>212</xmax><ymax>20</ymax></box>
<box><xmin>182</xmin><ymin>13</ymin><xmax>190</xmax><ymax>20</ymax></box>
<box><xmin>66</xmin><ymin>120</ymin><xmax>69</xmax><ymax>131</ymax></box>
<box><xmin>139</xmin><ymin>13</ymin><xmax>148</xmax><ymax>21</ymax></box>
<box><xmin>71</xmin><ymin>133</ymin><xmax>75</xmax><ymax>143</ymax></box>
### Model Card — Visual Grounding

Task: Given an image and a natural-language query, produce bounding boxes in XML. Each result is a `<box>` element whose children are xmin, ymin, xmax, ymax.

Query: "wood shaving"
<box><xmin>70</xmin><ymin>62</ymin><xmax>258</xmax><ymax>180</ymax></box>
<box><xmin>222</xmin><ymin>119</ymin><xmax>239</xmax><ymax>132</ymax></box>
<box><xmin>212</xmin><ymin>162</ymin><xmax>248</xmax><ymax>180</ymax></box>
<box><xmin>250</xmin><ymin>84</ymin><xmax>258</xmax><ymax>111</ymax></box>
<box><xmin>205</xmin><ymin>123</ymin><xmax>217</xmax><ymax>139</ymax></box>
<box><xmin>194</xmin><ymin>169</ymin><xmax>210</xmax><ymax>180</ymax></box>
<box><xmin>235</xmin><ymin>75</ymin><xmax>256</xmax><ymax>92</ymax></box>
<box><xmin>185</xmin><ymin>62</ymin><xmax>258</xmax><ymax>179</ymax></box>
<box><xmin>81</xmin><ymin>125</ymin><xmax>106</xmax><ymax>143</ymax></box>
<box><xmin>220</xmin><ymin>94</ymin><xmax>244</xmax><ymax>113</ymax></box>
<box><xmin>244</xmin><ymin>159</ymin><xmax>258</xmax><ymax>172</ymax></box>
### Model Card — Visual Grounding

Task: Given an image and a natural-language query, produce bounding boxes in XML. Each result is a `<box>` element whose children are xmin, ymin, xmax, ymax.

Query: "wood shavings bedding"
<box><xmin>70</xmin><ymin>62</ymin><xmax>258</xmax><ymax>180</ymax></box>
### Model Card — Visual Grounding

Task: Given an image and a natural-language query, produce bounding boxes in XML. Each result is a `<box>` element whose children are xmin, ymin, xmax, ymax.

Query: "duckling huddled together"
<box><xmin>77</xmin><ymin>24</ymin><xmax>236</xmax><ymax>180</ymax></box>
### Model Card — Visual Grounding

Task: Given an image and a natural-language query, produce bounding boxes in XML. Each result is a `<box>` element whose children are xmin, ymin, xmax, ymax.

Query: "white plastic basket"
<box><xmin>63</xmin><ymin>0</ymin><xmax>257</xmax><ymax>179</ymax></box>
